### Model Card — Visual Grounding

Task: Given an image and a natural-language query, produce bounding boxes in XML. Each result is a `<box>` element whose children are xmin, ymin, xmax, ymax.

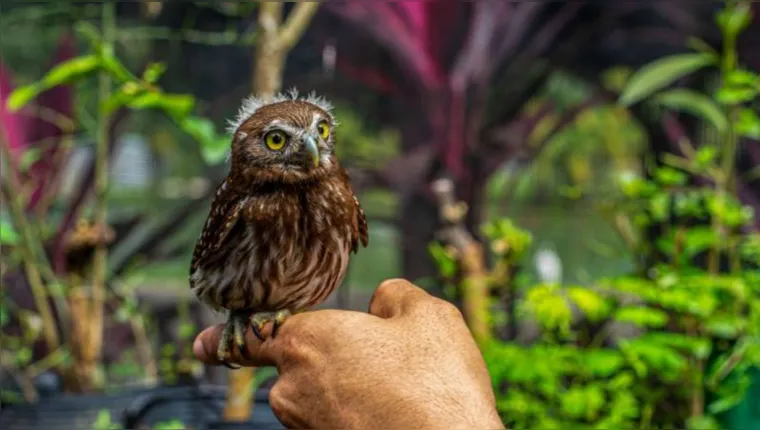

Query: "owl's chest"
<box><xmin>232</xmin><ymin>189</ymin><xmax>354</xmax><ymax>269</ymax></box>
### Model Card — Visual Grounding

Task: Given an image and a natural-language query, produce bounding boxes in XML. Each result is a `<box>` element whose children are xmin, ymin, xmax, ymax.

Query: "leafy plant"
<box><xmin>1</xmin><ymin>2</ymin><xmax>231</xmax><ymax>394</ymax></box>
<box><xmin>430</xmin><ymin>3</ymin><xmax>759</xmax><ymax>428</ymax></box>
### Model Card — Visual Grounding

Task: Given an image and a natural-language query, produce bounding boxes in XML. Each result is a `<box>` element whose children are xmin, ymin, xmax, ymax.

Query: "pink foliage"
<box><xmin>0</xmin><ymin>65</ymin><xmax>29</xmax><ymax>158</ymax></box>
<box><xmin>325</xmin><ymin>1</ymin><xmax>516</xmax><ymax>180</ymax></box>
<box><xmin>0</xmin><ymin>34</ymin><xmax>75</xmax><ymax>210</ymax></box>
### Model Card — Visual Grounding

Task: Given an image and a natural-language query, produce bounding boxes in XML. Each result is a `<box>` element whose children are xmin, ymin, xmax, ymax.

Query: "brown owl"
<box><xmin>189</xmin><ymin>90</ymin><xmax>369</xmax><ymax>367</ymax></box>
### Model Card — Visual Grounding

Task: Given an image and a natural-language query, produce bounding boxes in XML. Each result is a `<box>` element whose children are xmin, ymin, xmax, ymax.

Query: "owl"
<box><xmin>189</xmin><ymin>90</ymin><xmax>369</xmax><ymax>367</ymax></box>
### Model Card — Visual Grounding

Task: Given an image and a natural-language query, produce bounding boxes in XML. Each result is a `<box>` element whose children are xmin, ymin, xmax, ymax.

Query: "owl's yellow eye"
<box><xmin>317</xmin><ymin>121</ymin><xmax>330</xmax><ymax>140</ymax></box>
<box><xmin>264</xmin><ymin>130</ymin><xmax>287</xmax><ymax>150</ymax></box>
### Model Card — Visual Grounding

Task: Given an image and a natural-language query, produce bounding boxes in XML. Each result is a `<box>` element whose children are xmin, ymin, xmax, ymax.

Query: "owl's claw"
<box><xmin>251</xmin><ymin>310</ymin><xmax>292</xmax><ymax>342</ymax></box>
<box><xmin>218</xmin><ymin>310</ymin><xmax>254</xmax><ymax>367</ymax></box>
<box><xmin>221</xmin><ymin>361</ymin><xmax>241</xmax><ymax>370</ymax></box>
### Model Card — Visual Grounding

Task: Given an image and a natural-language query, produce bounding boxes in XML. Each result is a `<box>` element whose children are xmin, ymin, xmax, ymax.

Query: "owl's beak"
<box><xmin>303</xmin><ymin>134</ymin><xmax>320</xmax><ymax>168</ymax></box>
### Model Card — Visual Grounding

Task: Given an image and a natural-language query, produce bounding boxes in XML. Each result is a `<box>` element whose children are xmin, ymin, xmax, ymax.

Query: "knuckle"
<box><xmin>373</xmin><ymin>278</ymin><xmax>411</xmax><ymax>301</ymax></box>
<box><xmin>428</xmin><ymin>297</ymin><xmax>463</xmax><ymax>320</ymax></box>
<box><xmin>268</xmin><ymin>383</ymin><xmax>289</xmax><ymax>417</ymax></box>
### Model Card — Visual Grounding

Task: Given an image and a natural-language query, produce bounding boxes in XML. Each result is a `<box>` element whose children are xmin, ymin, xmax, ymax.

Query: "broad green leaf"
<box><xmin>705</xmin><ymin>314</ymin><xmax>747</xmax><ymax>338</ymax></box>
<box><xmin>716</xmin><ymin>2</ymin><xmax>752</xmax><ymax>39</ymax></box>
<box><xmin>7</xmin><ymin>55</ymin><xmax>101</xmax><ymax>111</ymax></box>
<box><xmin>726</xmin><ymin>69</ymin><xmax>760</xmax><ymax>88</ymax></box>
<box><xmin>0</xmin><ymin>219</ymin><xmax>20</xmax><ymax>245</ymax></box>
<box><xmin>715</xmin><ymin>85</ymin><xmax>758</xmax><ymax>105</ymax></box>
<box><xmin>644</xmin><ymin>332</ymin><xmax>712</xmax><ymax>359</ymax></box>
<box><xmin>201</xmin><ymin>137</ymin><xmax>230</xmax><ymax>165</ymax></box>
<box><xmin>682</xmin><ymin>226</ymin><xmax>719</xmax><ymax>258</ymax></box>
<box><xmin>614</xmin><ymin>306</ymin><xmax>668</xmax><ymax>328</ymax></box>
<box><xmin>126</xmin><ymin>92</ymin><xmax>195</xmax><ymax>120</ymax></box>
<box><xmin>618</xmin><ymin>53</ymin><xmax>716</xmax><ymax>106</ymax></box>
<box><xmin>583</xmin><ymin>350</ymin><xmax>625</xmax><ymax>377</ymax></box>
<box><xmin>101</xmin><ymin>54</ymin><xmax>136</xmax><ymax>83</ymax></box>
<box><xmin>566</xmin><ymin>287</ymin><xmax>610</xmax><ymax>322</ymax></box>
<box><xmin>653</xmin><ymin>166</ymin><xmax>688</xmax><ymax>186</ymax></box>
<box><xmin>180</xmin><ymin>116</ymin><xmax>231</xmax><ymax>165</ymax></box>
<box><xmin>523</xmin><ymin>284</ymin><xmax>572</xmax><ymax>334</ymax></box>
<box><xmin>653</xmin><ymin>89</ymin><xmax>729</xmax><ymax>133</ymax></box>
<box><xmin>735</xmin><ymin>107</ymin><xmax>760</xmax><ymax>140</ymax></box>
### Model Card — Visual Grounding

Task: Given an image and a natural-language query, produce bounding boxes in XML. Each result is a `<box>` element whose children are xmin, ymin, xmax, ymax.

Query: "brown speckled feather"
<box><xmin>189</xmin><ymin>95</ymin><xmax>369</xmax><ymax>315</ymax></box>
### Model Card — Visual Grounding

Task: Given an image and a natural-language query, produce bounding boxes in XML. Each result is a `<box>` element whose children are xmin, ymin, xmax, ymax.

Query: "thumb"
<box><xmin>193</xmin><ymin>323</ymin><xmax>278</xmax><ymax>368</ymax></box>
<box><xmin>368</xmin><ymin>278</ymin><xmax>432</xmax><ymax>319</ymax></box>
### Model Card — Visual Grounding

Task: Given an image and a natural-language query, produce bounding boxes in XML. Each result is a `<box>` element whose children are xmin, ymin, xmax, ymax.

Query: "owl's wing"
<box><xmin>351</xmin><ymin>195</ymin><xmax>369</xmax><ymax>253</ymax></box>
<box><xmin>189</xmin><ymin>182</ymin><xmax>248</xmax><ymax>278</ymax></box>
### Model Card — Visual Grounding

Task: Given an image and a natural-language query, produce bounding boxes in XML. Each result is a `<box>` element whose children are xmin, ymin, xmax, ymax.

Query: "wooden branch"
<box><xmin>278</xmin><ymin>2</ymin><xmax>320</xmax><ymax>51</ymax></box>
<box><xmin>430</xmin><ymin>178</ymin><xmax>490</xmax><ymax>345</ymax></box>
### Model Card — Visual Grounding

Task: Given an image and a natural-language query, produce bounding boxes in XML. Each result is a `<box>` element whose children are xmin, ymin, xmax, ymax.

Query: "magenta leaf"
<box><xmin>0</xmin><ymin>64</ymin><xmax>29</xmax><ymax>159</ymax></box>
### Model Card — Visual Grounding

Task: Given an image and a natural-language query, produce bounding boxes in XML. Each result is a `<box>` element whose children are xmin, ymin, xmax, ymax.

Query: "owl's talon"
<box><xmin>221</xmin><ymin>360</ymin><xmax>241</xmax><ymax>370</ymax></box>
<box><xmin>271</xmin><ymin>310</ymin><xmax>291</xmax><ymax>339</ymax></box>
<box><xmin>251</xmin><ymin>322</ymin><xmax>266</xmax><ymax>342</ymax></box>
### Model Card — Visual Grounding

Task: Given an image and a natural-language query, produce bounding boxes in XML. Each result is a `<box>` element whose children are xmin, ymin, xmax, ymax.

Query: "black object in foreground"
<box><xmin>0</xmin><ymin>384</ymin><xmax>283</xmax><ymax>430</ymax></box>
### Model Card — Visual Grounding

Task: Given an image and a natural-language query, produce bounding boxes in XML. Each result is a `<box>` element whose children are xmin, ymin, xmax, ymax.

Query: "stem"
<box><xmin>277</xmin><ymin>2</ymin><xmax>320</xmax><ymax>51</ymax></box>
<box><xmin>0</xmin><ymin>139</ymin><xmax>60</xmax><ymax>353</ymax></box>
<box><xmin>83</xmin><ymin>0</ymin><xmax>115</xmax><ymax>387</ymax></box>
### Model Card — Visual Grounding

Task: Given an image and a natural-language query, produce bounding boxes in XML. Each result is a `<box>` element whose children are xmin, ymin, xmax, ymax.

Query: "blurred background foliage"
<box><xmin>0</xmin><ymin>0</ymin><xmax>758</xmax><ymax>429</ymax></box>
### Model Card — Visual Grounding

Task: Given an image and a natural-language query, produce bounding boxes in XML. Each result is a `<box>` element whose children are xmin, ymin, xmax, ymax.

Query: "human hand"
<box><xmin>193</xmin><ymin>278</ymin><xmax>504</xmax><ymax>429</ymax></box>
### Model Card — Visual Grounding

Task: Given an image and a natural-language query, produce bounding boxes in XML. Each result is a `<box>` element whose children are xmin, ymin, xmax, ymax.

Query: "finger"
<box><xmin>193</xmin><ymin>322</ymin><xmax>281</xmax><ymax>368</ymax></box>
<box><xmin>368</xmin><ymin>278</ymin><xmax>433</xmax><ymax>319</ymax></box>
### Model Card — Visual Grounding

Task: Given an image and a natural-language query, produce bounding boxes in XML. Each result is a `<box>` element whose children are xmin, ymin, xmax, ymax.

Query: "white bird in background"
<box><xmin>534</xmin><ymin>242</ymin><xmax>563</xmax><ymax>285</ymax></box>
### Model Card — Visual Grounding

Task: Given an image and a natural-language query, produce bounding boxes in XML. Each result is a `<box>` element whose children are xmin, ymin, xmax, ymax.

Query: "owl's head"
<box><xmin>226</xmin><ymin>90</ymin><xmax>338</xmax><ymax>185</ymax></box>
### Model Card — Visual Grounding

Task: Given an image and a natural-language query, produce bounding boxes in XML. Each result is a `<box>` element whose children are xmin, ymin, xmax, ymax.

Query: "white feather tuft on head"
<box><xmin>226</xmin><ymin>88</ymin><xmax>334</xmax><ymax>135</ymax></box>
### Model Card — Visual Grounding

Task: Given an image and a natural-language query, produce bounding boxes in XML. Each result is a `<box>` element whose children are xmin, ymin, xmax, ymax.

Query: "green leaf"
<box><xmin>735</xmin><ymin>107</ymin><xmax>760</xmax><ymax>140</ymax></box>
<box><xmin>682</xmin><ymin>226</ymin><xmax>719</xmax><ymax>258</ymax></box>
<box><xmin>686</xmin><ymin>415</ymin><xmax>720</xmax><ymax>430</ymax></box>
<box><xmin>653</xmin><ymin>166</ymin><xmax>688</xmax><ymax>186</ymax></box>
<box><xmin>126</xmin><ymin>92</ymin><xmax>195</xmax><ymax>120</ymax></box>
<box><xmin>7</xmin><ymin>55</ymin><xmax>101</xmax><ymax>111</ymax></box>
<box><xmin>715</xmin><ymin>85</ymin><xmax>758</xmax><ymax>105</ymax></box>
<box><xmin>566</xmin><ymin>287</ymin><xmax>610</xmax><ymax>322</ymax></box>
<box><xmin>142</xmin><ymin>62</ymin><xmax>167</xmax><ymax>84</ymax></box>
<box><xmin>428</xmin><ymin>242</ymin><xmax>457</xmax><ymax>278</ymax></box>
<box><xmin>614</xmin><ymin>306</ymin><xmax>669</xmax><ymax>328</ymax></box>
<box><xmin>716</xmin><ymin>2</ymin><xmax>752</xmax><ymax>39</ymax></box>
<box><xmin>618</xmin><ymin>53</ymin><xmax>716</xmax><ymax>106</ymax></box>
<box><xmin>725</xmin><ymin>69</ymin><xmax>760</xmax><ymax>88</ymax></box>
<box><xmin>644</xmin><ymin>332</ymin><xmax>712</xmax><ymax>359</ymax></box>
<box><xmin>695</xmin><ymin>144</ymin><xmax>719</xmax><ymax>166</ymax></box>
<box><xmin>705</xmin><ymin>314</ymin><xmax>747</xmax><ymax>338</ymax></box>
<box><xmin>180</xmin><ymin>116</ymin><xmax>230</xmax><ymax>165</ymax></box>
<box><xmin>0</xmin><ymin>219</ymin><xmax>20</xmax><ymax>245</ymax></box>
<box><xmin>101</xmin><ymin>54</ymin><xmax>136</xmax><ymax>83</ymax></box>
<box><xmin>653</xmin><ymin>89</ymin><xmax>729</xmax><ymax>133</ymax></box>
